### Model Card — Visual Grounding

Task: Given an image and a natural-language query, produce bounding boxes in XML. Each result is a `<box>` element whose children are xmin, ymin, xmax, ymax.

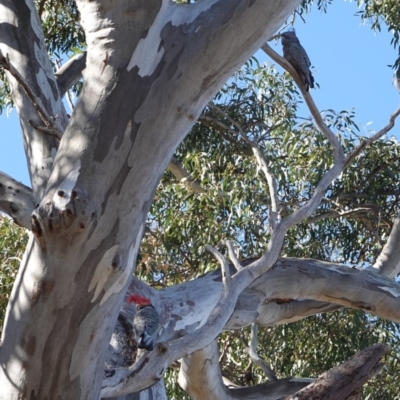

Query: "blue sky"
<box><xmin>0</xmin><ymin>0</ymin><xmax>399</xmax><ymax>187</ymax></box>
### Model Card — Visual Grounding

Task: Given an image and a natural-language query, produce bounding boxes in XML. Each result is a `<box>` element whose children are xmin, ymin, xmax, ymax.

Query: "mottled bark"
<box><xmin>2</xmin><ymin>0</ymin><xmax>397</xmax><ymax>398</ymax></box>
<box><xmin>0</xmin><ymin>0</ymin><xmax>68</xmax><ymax>201</ymax></box>
<box><xmin>0</xmin><ymin>0</ymin><xmax>303</xmax><ymax>399</ymax></box>
<box><xmin>102</xmin><ymin>258</ymin><xmax>400</xmax><ymax>396</ymax></box>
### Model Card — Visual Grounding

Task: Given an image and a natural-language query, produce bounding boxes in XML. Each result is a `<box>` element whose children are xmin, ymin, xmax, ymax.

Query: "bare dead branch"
<box><xmin>28</xmin><ymin>119</ymin><xmax>62</xmax><ymax>141</ymax></box>
<box><xmin>206</xmin><ymin>244</ymin><xmax>232</xmax><ymax>284</ymax></box>
<box><xmin>283</xmin><ymin>344</ymin><xmax>390</xmax><ymax>400</ymax></box>
<box><xmin>246</xmin><ymin>323</ymin><xmax>277</xmax><ymax>381</ymax></box>
<box><xmin>250</xmin><ymin>145</ymin><xmax>280</xmax><ymax>231</ymax></box>
<box><xmin>0</xmin><ymin>50</ymin><xmax>63</xmax><ymax>138</ymax></box>
<box><xmin>209</xmin><ymin>103</ymin><xmax>280</xmax><ymax>231</ymax></box>
<box><xmin>261</xmin><ymin>42</ymin><xmax>345</xmax><ymax>164</ymax></box>
<box><xmin>224</xmin><ymin>240</ymin><xmax>244</xmax><ymax>271</ymax></box>
<box><xmin>307</xmin><ymin>206</ymin><xmax>379</xmax><ymax>223</ymax></box>
<box><xmin>344</xmin><ymin>106</ymin><xmax>400</xmax><ymax>168</ymax></box>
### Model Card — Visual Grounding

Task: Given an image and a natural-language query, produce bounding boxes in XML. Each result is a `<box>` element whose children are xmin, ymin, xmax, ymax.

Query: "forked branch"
<box><xmin>246</xmin><ymin>323</ymin><xmax>277</xmax><ymax>381</ymax></box>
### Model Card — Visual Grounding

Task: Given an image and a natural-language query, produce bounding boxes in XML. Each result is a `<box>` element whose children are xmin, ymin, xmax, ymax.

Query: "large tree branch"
<box><xmin>54</xmin><ymin>52</ymin><xmax>87</xmax><ymax>98</ymax></box>
<box><xmin>178</xmin><ymin>339</ymin><xmax>313</xmax><ymax>400</ymax></box>
<box><xmin>0</xmin><ymin>172</ymin><xmax>35</xmax><ymax>229</ymax></box>
<box><xmin>1</xmin><ymin>1</ymin><xmax>305</xmax><ymax>398</ymax></box>
<box><xmin>102</xmin><ymin>257</ymin><xmax>400</xmax><ymax>396</ymax></box>
<box><xmin>179</xmin><ymin>341</ymin><xmax>387</xmax><ymax>400</ymax></box>
<box><xmin>0</xmin><ymin>0</ymin><xmax>68</xmax><ymax>201</ymax></box>
<box><xmin>282</xmin><ymin>344</ymin><xmax>390</xmax><ymax>400</ymax></box>
<box><xmin>373</xmin><ymin>213</ymin><xmax>400</xmax><ymax>278</ymax></box>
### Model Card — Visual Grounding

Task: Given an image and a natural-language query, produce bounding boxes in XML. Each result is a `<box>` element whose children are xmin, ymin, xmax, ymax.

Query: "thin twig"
<box><xmin>344</xmin><ymin>106</ymin><xmax>400</xmax><ymax>168</ymax></box>
<box><xmin>199</xmin><ymin>115</ymin><xmax>252</xmax><ymax>155</ymax></box>
<box><xmin>307</xmin><ymin>206</ymin><xmax>378</xmax><ymax>223</ymax></box>
<box><xmin>249</xmin><ymin>145</ymin><xmax>280</xmax><ymax>232</ymax></box>
<box><xmin>295</xmin><ymin>10</ymin><xmax>306</xmax><ymax>24</ymax></box>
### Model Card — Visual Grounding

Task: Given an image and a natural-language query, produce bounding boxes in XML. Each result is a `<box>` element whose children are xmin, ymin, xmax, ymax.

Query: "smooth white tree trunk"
<box><xmin>0</xmin><ymin>0</ymin><xmax>303</xmax><ymax>398</ymax></box>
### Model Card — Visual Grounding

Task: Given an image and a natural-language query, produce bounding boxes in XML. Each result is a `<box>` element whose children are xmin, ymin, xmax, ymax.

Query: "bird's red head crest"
<box><xmin>127</xmin><ymin>294</ymin><xmax>151</xmax><ymax>306</ymax></box>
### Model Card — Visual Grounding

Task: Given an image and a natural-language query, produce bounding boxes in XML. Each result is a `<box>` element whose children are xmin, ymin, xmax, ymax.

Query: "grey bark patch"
<box><xmin>78</xmin><ymin>218</ymin><xmax>120</xmax><ymax>292</ymax></box>
<box><xmin>166</xmin><ymin>47</ymin><xmax>184</xmax><ymax>81</ymax></box>
<box><xmin>101</xmin><ymin>161</ymin><xmax>131</xmax><ymax>215</ymax></box>
<box><xmin>91</xmin><ymin>66</ymin><xmax>163</xmax><ymax>164</ymax></box>
<box><xmin>9</xmin><ymin>202</ymin><xmax>18</xmax><ymax>214</ymax></box>
<box><xmin>26</xmin><ymin>335</ymin><xmax>36</xmax><ymax>356</ymax></box>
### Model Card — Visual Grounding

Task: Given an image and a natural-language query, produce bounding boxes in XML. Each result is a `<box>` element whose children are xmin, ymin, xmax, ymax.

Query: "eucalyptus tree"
<box><xmin>1</xmin><ymin>1</ymin><xmax>400</xmax><ymax>400</ymax></box>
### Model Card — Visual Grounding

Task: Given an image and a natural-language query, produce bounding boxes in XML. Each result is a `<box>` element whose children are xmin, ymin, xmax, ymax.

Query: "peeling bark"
<box><xmin>154</xmin><ymin>258</ymin><xmax>400</xmax><ymax>340</ymax></box>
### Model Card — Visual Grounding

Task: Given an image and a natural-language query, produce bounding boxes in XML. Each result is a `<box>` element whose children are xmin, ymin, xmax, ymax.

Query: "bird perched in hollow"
<box><xmin>280</xmin><ymin>30</ymin><xmax>314</xmax><ymax>91</ymax></box>
<box><xmin>127</xmin><ymin>294</ymin><xmax>161</xmax><ymax>351</ymax></box>
<box><xmin>393</xmin><ymin>66</ymin><xmax>400</xmax><ymax>92</ymax></box>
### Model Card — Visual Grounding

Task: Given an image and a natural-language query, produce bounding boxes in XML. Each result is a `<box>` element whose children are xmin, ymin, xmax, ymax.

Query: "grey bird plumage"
<box><xmin>281</xmin><ymin>30</ymin><xmax>314</xmax><ymax>91</ymax></box>
<box><xmin>133</xmin><ymin>304</ymin><xmax>161</xmax><ymax>351</ymax></box>
<box><xmin>128</xmin><ymin>294</ymin><xmax>161</xmax><ymax>351</ymax></box>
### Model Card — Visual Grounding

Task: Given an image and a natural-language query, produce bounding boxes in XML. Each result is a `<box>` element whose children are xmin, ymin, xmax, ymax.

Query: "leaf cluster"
<box><xmin>356</xmin><ymin>0</ymin><xmax>400</xmax><ymax>62</ymax></box>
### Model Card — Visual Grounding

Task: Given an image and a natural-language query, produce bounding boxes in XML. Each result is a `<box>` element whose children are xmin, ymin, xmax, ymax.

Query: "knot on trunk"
<box><xmin>31</xmin><ymin>186</ymin><xmax>95</xmax><ymax>248</ymax></box>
